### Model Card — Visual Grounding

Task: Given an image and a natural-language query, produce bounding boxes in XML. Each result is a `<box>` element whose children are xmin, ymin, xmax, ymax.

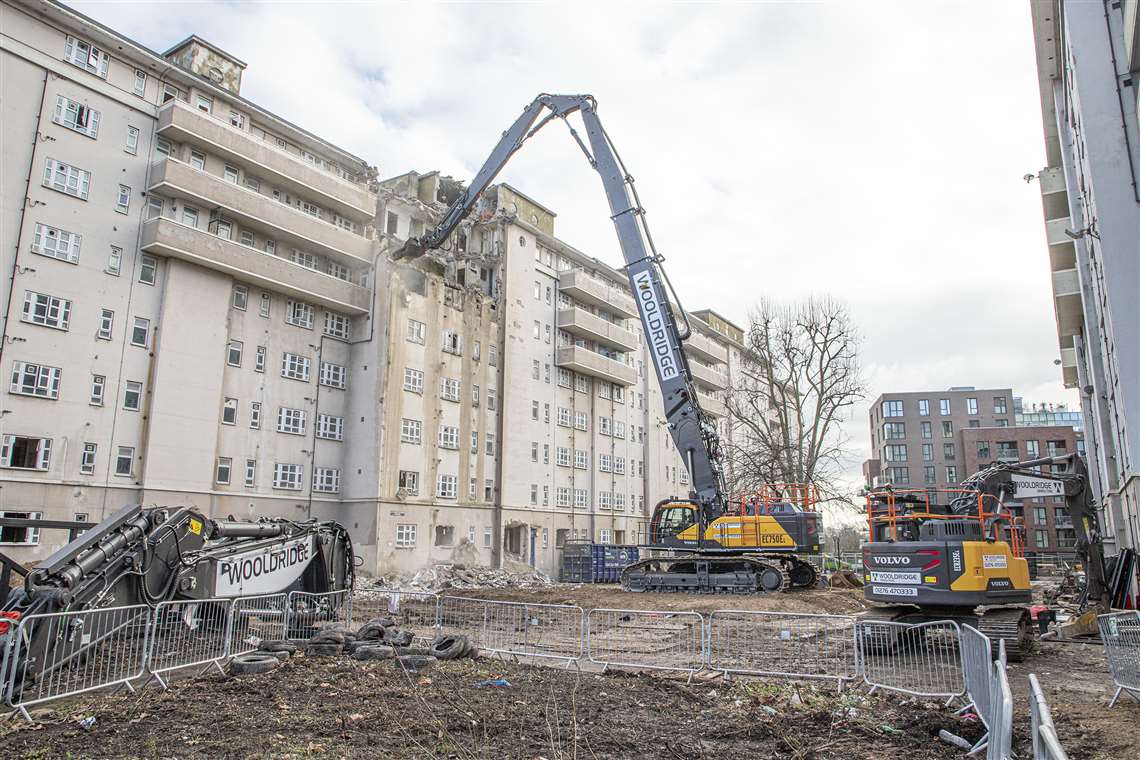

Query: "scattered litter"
<box><xmin>79</xmin><ymin>716</ymin><xmax>96</xmax><ymax>730</ymax></box>
<box><xmin>474</xmin><ymin>678</ymin><xmax>512</xmax><ymax>689</ymax></box>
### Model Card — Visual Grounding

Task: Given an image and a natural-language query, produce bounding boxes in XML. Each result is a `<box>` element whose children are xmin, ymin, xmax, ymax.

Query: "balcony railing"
<box><xmin>689</xmin><ymin>361</ymin><xmax>728</xmax><ymax>391</ymax></box>
<box><xmin>556</xmin><ymin>307</ymin><xmax>637</xmax><ymax>352</ymax></box>
<box><xmin>558</xmin><ymin>270</ymin><xmax>636</xmax><ymax>318</ymax></box>
<box><xmin>555</xmin><ymin>346</ymin><xmax>636</xmax><ymax>386</ymax></box>
<box><xmin>140</xmin><ymin>217</ymin><xmax>370</xmax><ymax>314</ymax></box>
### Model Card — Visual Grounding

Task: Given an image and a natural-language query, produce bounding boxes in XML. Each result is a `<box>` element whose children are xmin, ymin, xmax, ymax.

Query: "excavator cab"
<box><xmin>648</xmin><ymin>500</ymin><xmax>699</xmax><ymax>545</ymax></box>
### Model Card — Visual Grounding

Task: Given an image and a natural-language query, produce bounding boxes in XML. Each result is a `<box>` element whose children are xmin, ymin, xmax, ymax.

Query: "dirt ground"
<box><xmin>4</xmin><ymin>654</ymin><xmax>985</xmax><ymax>760</ymax></box>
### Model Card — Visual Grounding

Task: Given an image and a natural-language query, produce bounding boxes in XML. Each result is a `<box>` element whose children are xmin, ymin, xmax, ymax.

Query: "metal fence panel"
<box><xmin>1029</xmin><ymin>673</ymin><xmax>1070</xmax><ymax>760</ymax></box>
<box><xmin>351</xmin><ymin>590</ymin><xmax>439</xmax><ymax>646</ymax></box>
<box><xmin>707</xmin><ymin>610</ymin><xmax>858</xmax><ymax>684</ymax></box>
<box><xmin>4</xmin><ymin>605</ymin><xmax>152</xmax><ymax>718</ymax></box>
<box><xmin>1097</xmin><ymin>611</ymin><xmax>1140</xmax><ymax>708</ymax></box>
<box><xmin>229</xmin><ymin>593</ymin><xmax>288</xmax><ymax>655</ymax></box>
<box><xmin>856</xmin><ymin>619</ymin><xmax>965</xmax><ymax>700</ymax></box>
<box><xmin>286</xmin><ymin>590</ymin><xmax>352</xmax><ymax>641</ymax></box>
<box><xmin>986</xmin><ymin>640</ymin><xmax>1013</xmax><ymax>760</ymax></box>
<box><xmin>145</xmin><ymin>598</ymin><xmax>232</xmax><ymax>688</ymax></box>
<box><xmin>586</xmin><ymin>608</ymin><xmax>704</xmax><ymax>673</ymax></box>
<box><xmin>438</xmin><ymin>596</ymin><xmax>582</xmax><ymax>661</ymax></box>
<box><xmin>961</xmin><ymin>624</ymin><xmax>994</xmax><ymax>748</ymax></box>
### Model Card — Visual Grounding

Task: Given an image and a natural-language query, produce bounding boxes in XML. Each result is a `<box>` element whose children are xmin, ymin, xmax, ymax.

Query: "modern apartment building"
<box><xmin>370</xmin><ymin>175</ymin><xmax>739</xmax><ymax>575</ymax></box>
<box><xmin>1030</xmin><ymin>0</ymin><xmax>1140</xmax><ymax>566</ymax></box>
<box><xmin>1014</xmin><ymin>397</ymin><xmax>1084</xmax><ymax>434</ymax></box>
<box><xmin>960</xmin><ymin>425</ymin><xmax>1080</xmax><ymax>555</ymax></box>
<box><xmin>0</xmin><ymin>0</ymin><xmax>379</xmax><ymax>558</ymax></box>
<box><xmin>863</xmin><ymin>387</ymin><xmax>1016</xmax><ymax>489</ymax></box>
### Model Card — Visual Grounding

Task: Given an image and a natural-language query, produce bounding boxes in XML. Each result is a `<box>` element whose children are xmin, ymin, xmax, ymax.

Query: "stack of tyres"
<box><xmin>559</xmin><ymin>543</ymin><xmax>639</xmax><ymax>583</ymax></box>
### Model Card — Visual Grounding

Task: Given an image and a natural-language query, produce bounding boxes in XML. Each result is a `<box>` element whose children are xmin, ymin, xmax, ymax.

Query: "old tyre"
<box><xmin>258</xmin><ymin>640</ymin><xmax>299</xmax><ymax>655</ymax></box>
<box><xmin>356</xmin><ymin>622</ymin><xmax>387</xmax><ymax>641</ymax></box>
<box><xmin>229</xmin><ymin>653</ymin><xmax>280</xmax><ymax>675</ymax></box>
<box><xmin>305</xmin><ymin>642</ymin><xmax>343</xmax><ymax>657</ymax></box>
<box><xmin>310</xmin><ymin>629</ymin><xmax>347</xmax><ymax>645</ymax></box>
<box><xmin>430</xmin><ymin>634</ymin><xmax>470</xmax><ymax>661</ymax></box>
<box><xmin>382</xmin><ymin>628</ymin><xmax>414</xmax><ymax>647</ymax></box>
<box><xmin>393</xmin><ymin>654</ymin><xmax>436</xmax><ymax>673</ymax></box>
<box><xmin>264</xmin><ymin>650</ymin><xmax>291</xmax><ymax>662</ymax></box>
<box><xmin>352</xmin><ymin>644</ymin><xmax>396</xmax><ymax>661</ymax></box>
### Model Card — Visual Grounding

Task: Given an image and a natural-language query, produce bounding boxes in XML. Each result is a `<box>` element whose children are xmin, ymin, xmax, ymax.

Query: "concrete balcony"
<box><xmin>158</xmin><ymin>100</ymin><xmax>374</xmax><ymax>221</ymax></box>
<box><xmin>555</xmin><ymin>346</ymin><xmax>637</xmax><ymax>386</ymax></box>
<box><xmin>683</xmin><ymin>330</ymin><xmax>728</xmax><ymax>364</ymax></box>
<box><xmin>1051</xmin><ymin>268</ymin><xmax>1083</xmax><ymax>338</ymax></box>
<box><xmin>689</xmin><ymin>361</ymin><xmax>728</xmax><ymax>391</ymax></box>
<box><xmin>558</xmin><ymin>270</ymin><xmax>636</xmax><ymax>318</ymax></box>
<box><xmin>149</xmin><ymin>158</ymin><xmax>373</xmax><ymax>264</ymax></box>
<box><xmin>557</xmin><ymin>307</ymin><xmax>637</xmax><ymax>352</ymax></box>
<box><xmin>1039</xmin><ymin>166</ymin><xmax>1067</xmax><ymax>196</ymax></box>
<box><xmin>697</xmin><ymin>392</ymin><xmax>727</xmax><ymax>418</ymax></box>
<box><xmin>141</xmin><ymin>217</ymin><xmax>370</xmax><ymax>314</ymax></box>
<box><xmin>1044</xmin><ymin>217</ymin><xmax>1075</xmax><ymax>247</ymax></box>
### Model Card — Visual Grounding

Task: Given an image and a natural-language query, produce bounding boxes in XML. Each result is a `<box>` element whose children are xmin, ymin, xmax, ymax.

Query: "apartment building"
<box><xmin>371</xmin><ymin>176</ymin><xmax>738</xmax><ymax>575</ymax></box>
<box><xmin>0</xmin><ymin>0</ymin><xmax>379</xmax><ymax>558</ymax></box>
<box><xmin>960</xmin><ymin>425</ymin><xmax>1080</xmax><ymax>555</ymax></box>
<box><xmin>1030</xmin><ymin>0</ymin><xmax>1140</xmax><ymax>568</ymax></box>
<box><xmin>862</xmin><ymin>387</ymin><xmax>1016</xmax><ymax>489</ymax></box>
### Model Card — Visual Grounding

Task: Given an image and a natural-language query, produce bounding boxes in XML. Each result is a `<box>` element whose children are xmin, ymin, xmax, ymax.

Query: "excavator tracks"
<box><xmin>620</xmin><ymin>554</ymin><xmax>818</xmax><ymax>594</ymax></box>
<box><xmin>860</xmin><ymin>605</ymin><xmax>1033</xmax><ymax>661</ymax></box>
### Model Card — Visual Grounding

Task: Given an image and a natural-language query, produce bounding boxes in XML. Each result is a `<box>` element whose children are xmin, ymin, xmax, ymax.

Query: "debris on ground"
<box><xmin>371</xmin><ymin>561</ymin><xmax>554</xmax><ymax>592</ymax></box>
<box><xmin>828</xmin><ymin>569</ymin><xmax>864</xmax><ymax>588</ymax></box>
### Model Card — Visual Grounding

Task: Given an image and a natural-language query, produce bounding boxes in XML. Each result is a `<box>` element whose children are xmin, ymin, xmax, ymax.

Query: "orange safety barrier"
<box><xmin>864</xmin><ymin>488</ymin><xmax>1023</xmax><ymax>557</ymax></box>
<box><xmin>736</xmin><ymin>483</ymin><xmax>820</xmax><ymax>515</ymax></box>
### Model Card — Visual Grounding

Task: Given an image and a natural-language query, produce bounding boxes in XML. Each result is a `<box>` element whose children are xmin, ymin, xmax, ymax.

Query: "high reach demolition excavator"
<box><xmin>395</xmin><ymin>94</ymin><xmax>820</xmax><ymax>593</ymax></box>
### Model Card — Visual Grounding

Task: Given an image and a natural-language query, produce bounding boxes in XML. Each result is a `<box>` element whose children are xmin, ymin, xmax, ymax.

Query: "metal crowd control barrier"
<box><xmin>351</xmin><ymin>590</ymin><xmax>440</xmax><ymax>646</ymax></box>
<box><xmin>3</xmin><ymin>604</ymin><xmax>152</xmax><ymax>722</ymax></box>
<box><xmin>707</xmin><ymin>610</ymin><xmax>858</xmax><ymax>687</ymax></box>
<box><xmin>1028</xmin><ymin>673</ymin><xmax>1069</xmax><ymax>760</ymax></box>
<box><xmin>286</xmin><ymin>590</ymin><xmax>352</xmax><ymax>640</ymax></box>
<box><xmin>986</xmin><ymin>640</ymin><xmax>1013</xmax><ymax>760</ymax></box>
<box><xmin>144</xmin><ymin>598</ymin><xmax>232</xmax><ymax>689</ymax></box>
<box><xmin>1097</xmin><ymin>610</ymin><xmax>1140</xmax><ymax>708</ymax></box>
<box><xmin>586</xmin><ymin>609</ymin><xmax>704</xmax><ymax>677</ymax></box>
<box><xmin>856</xmin><ymin>619</ymin><xmax>965</xmax><ymax>703</ymax></box>
<box><xmin>439</xmin><ymin>596</ymin><xmax>583</xmax><ymax>662</ymax></box>
<box><xmin>228</xmin><ymin>593</ymin><xmax>288</xmax><ymax>656</ymax></box>
<box><xmin>960</xmin><ymin>625</ymin><xmax>994</xmax><ymax>755</ymax></box>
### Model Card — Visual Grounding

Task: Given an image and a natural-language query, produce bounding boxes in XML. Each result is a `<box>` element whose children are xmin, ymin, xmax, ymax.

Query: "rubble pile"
<box><xmin>372</xmin><ymin>562</ymin><xmax>554</xmax><ymax>592</ymax></box>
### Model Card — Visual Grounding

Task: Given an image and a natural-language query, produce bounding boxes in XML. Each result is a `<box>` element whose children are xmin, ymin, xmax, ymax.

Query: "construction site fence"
<box><xmin>439</xmin><ymin>596</ymin><xmax>585</xmax><ymax>662</ymax></box>
<box><xmin>586</xmin><ymin>608</ymin><xmax>705</xmax><ymax>674</ymax></box>
<box><xmin>1097</xmin><ymin>610</ymin><xmax>1140</xmax><ymax>708</ymax></box>
<box><xmin>960</xmin><ymin>625</ymin><xmax>995</xmax><ymax>754</ymax></box>
<box><xmin>856</xmin><ymin>619</ymin><xmax>965</xmax><ymax>701</ymax></box>
<box><xmin>1028</xmin><ymin>673</ymin><xmax>1070</xmax><ymax>760</ymax></box>
<box><xmin>707</xmin><ymin>610</ymin><xmax>859</xmax><ymax>685</ymax></box>
<box><xmin>986</xmin><ymin>640</ymin><xmax>1014</xmax><ymax>760</ymax></box>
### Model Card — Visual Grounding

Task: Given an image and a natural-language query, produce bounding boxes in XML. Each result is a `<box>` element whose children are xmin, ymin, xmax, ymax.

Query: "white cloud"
<box><xmin>68</xmin><ymin>0</ymin><xmax>1077</xmax><ymax>492</ymax></box>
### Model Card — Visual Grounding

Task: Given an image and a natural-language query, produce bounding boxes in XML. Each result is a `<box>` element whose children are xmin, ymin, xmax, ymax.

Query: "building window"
<box><xmin>285</xmin><ymin>300</ymin><xmax>314</xmax><ymax>328</ymax></box>
<box><xmin>882</xmin><ymin>400</ymin><xmax>903</xmax><ymax>417</ymax></box>
<box><xmin>993</xmin><ymin>396</ymin><xmax>1007</xmax><ymax>414</ymax></box>
<box><xmin>254</xmin><ymin>345</ymin><xmax>266</xmax><ymax>372</ymax></box>
<box><xmin>438</xmin><ymin>426</ymin><xmax>459</xmax><ymax>450</ymax></box>
<box><xmin>942</xmin><ymin>421</ymin><xmax>953</xmax><ymax>438</ymax></box>
<box><xmin>441</xmin><ymin>330</ymin><xmax>462</xmax><ymax>355</ymax></box>
<box><xmin>1</xmin><ymin>436</ymin><xmax>52</xmax><ymax>471</ymax></box>
<box><xmin>317</xmin><ymin>414</ymin><xmax>344</xmax><ymax>441</ymax></box>
<box><xmin>385</xmin><ymin>211</ymin><xmax>399</xmax><ymax>235</ymax></box>
<box><xmin>123</xmin><ymin>380</ymin><xmax>142</xmax><ymax>411</ymax></box>
<box><xmin>395</xmin><ymin>523</ymin><xmax>416</xmax><ymax>548</ymax></box>
<box><xmin>485</xmin><ymin>433</ymin><xmax>495</xmax><ymax>456</ymax></box>
<box><xmin>90</xmin><ymin>374</ymin><xmax>105</xmax><ymax>406</ymax></box>
<box><xmin>133</xmin><ymin>68</ymin><xmax>146</xmax><ymax>96</ymax></box>
<box><xmin>223</xmin><ymin>164</ymin><xmax>239</xmax><ymax>183</ymax></box>
<box><xmin>216</xmin><ymin>457</ymin><xmax>232</xmax><ymax>485</ymax></box>
<box><xmin>139</xmin><ymin>255</ymin><xmax>157</xmax><ymax>285</ymax></box>
<box><xmin>115</xmin><ymin>185</ymin><xmax>131</xmax><ymax>213</ymax></box>
<box><xmin>281</xmin><ymin>352</ymin><xmax>311</xmax><ymax>381</ymax></box>
<box><xmin>148</xmin><ymin>195</ymin><xmax>164</xmax><ymax>220</ymax></box>
<box><xmin>125</xmin><ymin>125</ymin><xmax>140</xmax><ymax>155</ymax></box>
<box><xmin>0</xmin><ymin>510</ymin><xmax>42</xmax><ymax>545</ymax></box>
<box><xmin>259</xmin><ymin>293</ymin><xmax>271</xmax><ymax>317</ymax></box>
<box><xmin>440</xmin><ymin>377</ymin><xmax>460</xmax><ymax>402</ymax></box>
<box><xmin>80</xmin><ymin>443</ymin><xmax>97</xmax><ymax>475</ymax></box>
<box><xmin>882</xmin><ymin>422</ymin><xmax>905</xmax><ymax>440</ymax></box>
<box><xmin>994</xmin><ymin>419</ymin><xmax>1009</xmax><ymax>428</ymax></box>
<box><xmin>437</xmin><ymin>474</ymin><xmax>458</xmax><ymax>499</ymax></box>
<box><xmin>939</xmin><ymin>398</ymin><xmax>950</xmax><ymax>415</ymax></box>
<box><xmin>398</xmin><ymin>470</ymin><xmax>419</xmax><ymax>495</ymax></box>
<box><xmin>575</xmin><ymin>489</ymin><xmax>589</xmax><ymax>509</ymax></box>
<box><xmin>155</xmin><ymin>137</ymin><xmax>171</xmax><ymax>156</ymax></box>
<box><xmin>1026</xmin><ymin>440</ymin><xmax>1040</xmax><ymax>458</ymax></box>
<box><xmin>52</xmin><ymin>95</ymin><xmax>100</xmax><ymax>138</ymax></box>
<box><xmin>884</xmin><ymin>444</ymin><xmax>907</xmax><ymax>462</ymax></box>
<box><xmin>9</xmin><ymin>361</ymin><xmax>61</xmax><ymax>399</ymax></box>
<box><xmin>574</xmin><ymin>450</ymin><xmax>588</xmax><ymax>470</ymax></box>
<box><xmin>106</xmin><ymin>246</ymin><xmax>122</xmax><ymax>275</ymax></box>
<box><xmin>885</xmin><ymin>466</ymin><xmax>910</xmax><ymax>485</ymax></box>
<box><xmin>64</xmin><ymin>36</ymin><xmax>109</xmax><ymax>77</ymax></box>
<box><xmin>313</xmin><ymin>467</ymin><xmax>340</xmax><ymax>493</ymax></box>
<box><xmin>923</xmin><ymin>465</ymin><xmax>936</xmax><ymax>484</ymax></box>
<box><xmin>943</xmin><ymin>443</ymin><xmax>956</xmax><ymax>460</ymax></box>
<box><xmin>403</xmin><ymin>368</ymin><xmax>424</xmax><ymax>394</ymax></box>
<box><xmin>967</xmin><ymin>398</ymin><xmax>978</xmax><ymax>415</ymax></box>
<box><xmin>21</xmin><ymin>291</ymin><xmax>72</xmax><ymax>330</ymax></box>
<box><xmin>487</xmin><ymin>388</ymin><xmax>497</xmax><ymax>411</ymax></box>
<box><xmin>96</xmin><ymin>308</ymin><xmax>114</xmax><ymax>340</ymax></box>
<box><xmin>574</xmin><ymin>411</ymin><xmax>588</xmax><ymax>431</ymax></box>
<box><xmin>277</xmin><ymin>407</ymin><xmax>306</xmax><ymax>435</ymax></box>
<box><xmin>319</xmin><ymin>362</ymin><xmax>347</xmax><ymax>389</ymax></box>
<box><xmin>400</xmin><ymin>418</ymin><xmax>422</xmax><ymax>444</ymax></box>
<box><xmin>114</xmin><ymin>446</ymin><xmax>134</xmax><ymax>477</ymax></box>
<box><xmin>324</xmin><ymin>312</ymin><xmax>350</xmax><ymax>340</ymax></box>
<box><xmin>977</xmin><ymin>441</ymin><xmax>991</xmax><ymax>460</ymax></box>
<box><xmin>196</xmin><ymin>95</ymin><xmax>213</xmax><ymax>113</ymax></box>
<box><xmin>245</xmin><ymin>459</ymin><xmax>257</xmax><ymax>487</ymax></box>
<box><xmin>42</xmin><ymin>158</ymin><xmax>91</xmax><ymax>200</ymax></box>
<box><xmin>221</xmin><ymin>398</ymin><xmax>238</xmax><ymax>425</ymax></box>
<box><xmin>407</xmin><ymin>319</ymin><xmax>425</xmax><ymax>344</ymax></box>
<box><xmin>292</xmin><ymin>250</ymin><xmax>319</xmax><ymax>270</ymax></box>
<box><xmin>250</xmin><ymin>401</ymin><xmax>261</xmax><ymax>429</ymax></box>
<box><xmin>920</xmin><ymin>421</ymin><xmax>932</xmax><ymax>439</ymax></box>
<box><xmin>556</xmin><ymin>447</ymin><xmax>570</xmax><ymax>467</ymax></box>
<box><xmin>945</xmin><ymin>466</ymin><xmax>958</xmax><ymax>483</ymax></box>
<box><xmin>131</xmin><ymin>317</ymin><xmax>150</xmax><ymax>348</ymax></box>
<box><xmin>232</xmin><ymin>285</ymin><xmax>249</xmax><ymax>311</ymax></box>
<box><xmin>30</xmin><ymin>223</ymin><xmax>82</xmax><ymax>264</ymax></box>
<box><xmin>918</xmin><ymin>399</ymin><xmax>929</xmax><ymax>416</ymax></box>
<box><xmin>272</xmin><ymin>463</ymin><xmax>304</xmax><ymax>490</ymax></box>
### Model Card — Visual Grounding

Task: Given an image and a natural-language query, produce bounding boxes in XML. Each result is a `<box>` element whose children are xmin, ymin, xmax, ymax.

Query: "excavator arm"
<box><xmin>396</xmin><ymin>94</ymin><xmax>728</xmax><ymax>529</ymax></box>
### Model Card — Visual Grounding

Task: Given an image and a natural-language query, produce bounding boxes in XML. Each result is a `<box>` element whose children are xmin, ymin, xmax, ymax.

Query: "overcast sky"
<box><xmin>69</xmin><ymin>0</ymin><xmax>1076</xmax><ymax>499</ymax></box>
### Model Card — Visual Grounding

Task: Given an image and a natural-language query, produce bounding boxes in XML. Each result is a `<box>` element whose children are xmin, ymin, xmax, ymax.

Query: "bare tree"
<box><xmin>724</xmin><ymin>296</ymin><xmax>865</xmax><ymax>508</ymax></box>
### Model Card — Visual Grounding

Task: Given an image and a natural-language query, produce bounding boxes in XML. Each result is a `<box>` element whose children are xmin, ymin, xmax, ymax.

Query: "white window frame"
<box><xmin>406</xmin><ymin>319</ymin><xmax>426</xmax><ymax>344</ymax></box>
<box><xmin>30</xmin><ymin>223</ymin><xmax>81</xmax><ymax>264</ymax></box>
<box><xmin>400</xmin><ymin>418</ymin><xmax>422</xmax><ymax>444</ymax></box>
<box><xmin>125</xmin><ymin>125</ymin><xmax>140</xmax><ymax>155</ymax></box>
<box><xmin>115</xmin><ymin>185</ymin><xmax>131</xmax><ymax>213</ymax></box>
<box><xmin>0</xmin><ymin>510</ymin><xmax>43</xmax><ymax>545</ymax></box>
<box><xmin>436</xmin><ymin>473</ymin><xmax>458</xmax><ymax>499</ymax></box>
<box><xmin>63</xmin><ymin>36</ymin><xmax>109</xmax><ymax>78</ymax></box>
<box><xmin>276</xmin><ymin>406</ymin><xmax>306</xmax><ymax>435</ymax></box>
<box><xmin>90</xmin><ymin>374</ymin><xmax>105</xmax><ymax>406</ymax></box>
<box><xmin>438</xmin><ymin>425</ymin><xmax>459</xmax><ymax>450</ymax></box>
<box><xmin>139</xmin><ymin>255</ymin><xmax>157</xmax><ymax>285</ymax></box>
<box><xmin>42</xmin><ymin>158</ymin><xmax>91</xmax><ymax>200</ymax></box>
<box><xmin>131</xmin><ymin>317</ymin><xmax>150</xmax><ymax>348</ymax></box>
<box><xmin>9</xmin><ymin>361</ymin><xmax>61</xmax><ymax>399</ymax></box>
<box><xmin>80</xmin><ymin>443</ymin><xmax>97</xmax><ymax>475</ymax></box>
<box><xmin>285</xmin><ymin>300</ymin><xmax>314</xmax><ymax>329</ymax></box>
<box><xmin>221</xmin><ymin>397</ymin><xmax>238</xmax><ymax>425</ymax></box>
<box><xmin>319</xmin><ymin>362</ymin><xmax>346</xmax><ymax>390</ymax></box>
<box><xmin>114</xmin><ymin>446</ymin><xmax>134</xmax><ymax>477</ymax></box>
<box><xmin>403</xmin><ymin>368</ymin><xmax>424</xmax><ymax>394</ymax></box>
<box><xmin>21</xmin><ymin>291</ymin><xmax>71</xmax><ymax>330</ymax></box>
<box><xmin>1</xmin><ymin>436</ymin><xmax>53</xmax><ymax>472</ymax></box>
<box><xmin>272</xmin><ymin>463</ymin><xmax>304</xmax><ymax>490</ymax></box>
<box><xmin>440</xmin><ymin>377</ymin><xmax>460</xmax><ymax>402</ymax></box>
<box><xmin>133</xmin><ymin>68</ymin><xmax>146</xmax><ymax>96</ymax></box>
<box><xmin>397</xmin><ymin>470</ymin><xmax>419</xmax><ymax>495</ymax></box>
<box><xmin>324</xmin><ymin>312</ymin><xmax>350</xmax><ymax>340</ymax></box>
<box><xmin>122</xmin><ymin>380</ymin><xmax>142</xmax><ymax>411</ymax></box>
<box><xmin>316</xmin><ymin>414</ymin><xmax>344</xmax><ymax>441</ymax></box>
<box><xmin>250</xmin><ymin>401</ymin><xmax>262</xmax><ymax>429</ymax></box>
<box><xmin>313</xmin><ymin>467</ymin><xmax>340</xmax><ymax>494</ymax></box>
<box><xmin>106</xmin><ymin>245</ymin><xmax>122</xmax><ymax>275</ymax></box>
<box><xmin>52</xmin><ymin>95</ymin><xmax>100</xmax><ymax>138</ymax></box>
<box><xmin>281</xmin><ymin>352</ymin><xmax>311</xmax><ymax>382</ymax></box>
<box><xmin>395</xmin><ymin>524</ymin><xmax>417</xmax><ymax>548</ymax></box>
<box><xmin>216</xmin><ymin>457</ymin><xmax>232</xmax><ymax>485</ymax></box>
<box><xmin>245</xmin><ymin>459</ymin><xmax>257</xmax><ymax>487</ymax></box>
